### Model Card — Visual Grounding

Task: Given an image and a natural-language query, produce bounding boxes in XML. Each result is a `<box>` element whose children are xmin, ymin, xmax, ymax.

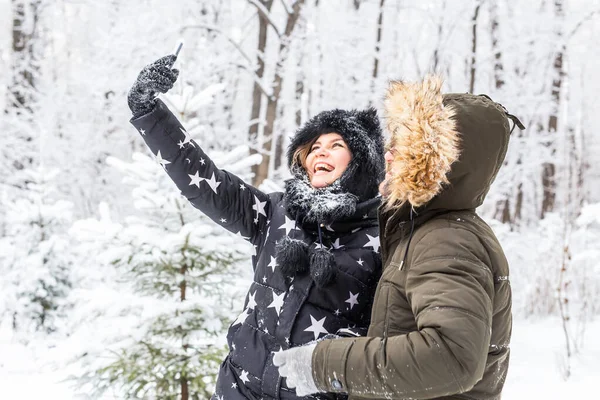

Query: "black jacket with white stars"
<box><xmin>131</xmin><ymin>100</ymin><xmax>382</xmax><ymax>400</ymax></box>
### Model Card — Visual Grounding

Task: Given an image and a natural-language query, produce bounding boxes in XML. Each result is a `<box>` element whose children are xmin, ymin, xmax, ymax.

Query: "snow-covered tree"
<box><xmin>69</xmin><ymin>87</ymin><xmax>259</xmax><ymax>399</ymax></box>
<box><xmin>0</xmin><ymin>167</ymin><xmax>73</xmax><ymax>335</ymax></box>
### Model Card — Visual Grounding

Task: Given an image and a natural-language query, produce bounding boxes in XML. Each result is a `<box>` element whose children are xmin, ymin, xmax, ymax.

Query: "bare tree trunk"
<box><xmin>541</xmin><ymin>0</ymin><xmax>564</xmax><ymax>218</ymax></box>
<box><xmin>431</xmin><ymin>0</ymin><xmax>447</xmax><ymax>72</ymax></box>
<box><xmin>6</xmin><ymin>0</ymin><xmax>41</xmax><ymax>177</ymax></box>
<box><xmin>252</xmin><ymin>0</ymin><xmax>306</xmax><ymax>186</ymax></box>
<box><xmin>468</xmin><ymin>1</ymin><xmax>481</xmax><ymax>93</ymax></box>
<box><xmin>8</xmin><ymin>0</ymin><xmax>41</xmax><ymax>114</ymax></box>
<box><xmin>490</xmin><ymin>1</ymin><xmax>505</xmax><ymax>90</ymax></box>
<box><xmin>249</xmin><ymin>0</ymin><xmax>274</xmax><ymax>184</ymax></box>
<box><xmin>488</xmin><ymin>1</ymin><xmax>519</xmax><ymax>224</ymax></box>
<box><xmin>371</xmin><ymin>0</ymin><xmax>386</xmax><ymax>99</ymax></box>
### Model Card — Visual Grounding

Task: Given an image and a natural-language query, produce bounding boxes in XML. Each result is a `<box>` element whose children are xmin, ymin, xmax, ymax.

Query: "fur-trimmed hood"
<box><xmin>383</xmin><ymin>75</ymin><xmax>512</xmax><ymax>213</ymax></box>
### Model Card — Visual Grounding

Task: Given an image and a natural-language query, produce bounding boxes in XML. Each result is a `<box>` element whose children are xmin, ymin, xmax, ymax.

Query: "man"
<box><xmin>275</xmin><ymin>75</ymin><xmax>524</xmax><ymax>399</ymax></box>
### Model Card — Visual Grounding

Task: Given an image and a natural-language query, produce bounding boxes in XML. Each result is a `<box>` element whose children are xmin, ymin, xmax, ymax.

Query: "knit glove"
<box><xmin>127</xmin><ymin>55</ymin><xmax>179</xmax><ymax>118</ymax></box>
<box><xmin>273</xmin><ymin>343</ymin><xmax>321</xmax><ymax>396</ymax></box>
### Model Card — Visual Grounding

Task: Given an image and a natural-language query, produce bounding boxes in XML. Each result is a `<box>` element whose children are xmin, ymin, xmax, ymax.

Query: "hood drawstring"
<box><xmin>400</xmin><ymin>207</ymin><xmax>416</xmax><ymax>270</ymax></box>
<box><xmin>276</xmin><ymin>213</ymin><xmax>309</xmax><ymax>277</ymax></box>
<box><xmin>309</xmin><ymin>222</ymin><xmax>337</xmax><ymax>288</ymax></box>
<box><xmin>317</xmin><ymin>223</ymin><xmax>324</xmax><ymax>249</ymax></box>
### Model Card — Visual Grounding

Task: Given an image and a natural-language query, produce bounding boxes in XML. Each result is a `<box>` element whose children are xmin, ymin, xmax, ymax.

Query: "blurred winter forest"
<box><xmin>1</xmin><ymin>0</ymin><xmax>600</xmax><ymax>398</ymax></box>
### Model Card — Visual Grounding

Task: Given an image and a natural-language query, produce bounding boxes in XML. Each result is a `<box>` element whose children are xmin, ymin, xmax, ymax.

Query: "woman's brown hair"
<box><xmin>290</xmin><ymin>136</ymin><xmax>319</xmax><ymax>172</ymax></box>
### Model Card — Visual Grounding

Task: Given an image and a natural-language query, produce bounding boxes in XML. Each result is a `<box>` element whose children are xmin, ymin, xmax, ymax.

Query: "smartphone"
<box><xmin>174</xmin><ymin>41</ymin><xmax>183</xmax><ymax>58</ymax></box>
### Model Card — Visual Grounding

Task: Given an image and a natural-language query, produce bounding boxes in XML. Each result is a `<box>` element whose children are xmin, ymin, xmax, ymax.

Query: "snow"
<box><xmin>2</xmin><ymin>0</ymin><xmax>600</xmax><ymax>398</ymax></box>
<box><xmin>1</xmin><ymin>317</ymin><xmax>598</xmax><ymax>399</ymax></box>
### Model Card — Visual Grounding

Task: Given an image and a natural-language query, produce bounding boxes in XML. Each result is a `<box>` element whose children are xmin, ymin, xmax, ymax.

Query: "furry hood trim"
<box><xmin>383</xmin><ymin>75</ymin><xmax>512</xmax><ymax>212</ymax></box>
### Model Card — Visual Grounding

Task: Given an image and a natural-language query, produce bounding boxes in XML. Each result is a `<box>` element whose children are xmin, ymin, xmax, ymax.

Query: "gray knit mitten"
<box><xmin>127</xmin><ymin>55</ymin><xmax>179</xmax><ymax>118</ymax></box>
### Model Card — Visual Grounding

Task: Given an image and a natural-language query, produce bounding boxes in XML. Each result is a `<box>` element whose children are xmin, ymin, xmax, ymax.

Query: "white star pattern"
<box><xmin>177</xmin><ymin>140</ymin><xmax>186</xmax><ymax>149</ymax></box>
<box><xmin>232</xmin><ymin>382</ymin><xmax>238</xmax><ymax>389</ymax></box>
<box><xmin>268</xmin><ymin>290</ymin><xmax>286</xmax><ymax>316</ymax></box>
<box><xmin>232</xmin><ymin>308</ymin><xmax>249</xmax><ymax>326</ymax></box>
<box><xmin>220</xmin><ymin>218</ymin><xmax>227</xmax><ymax>223</ymax></box>
<box><xmin>267</xmin><ymin>256</ymin><xmax>278</xmax><ymax>273</ymax></box>
<box><xmin>278</xmin><ymin>215</ymin><xmax>299</xmax><ymax>235</ymax></box>
<box><xmin>252</xmin><ymin>195</ymin><xmax>267</xmax><ymax>219</ymax></box>
<box><xmin>240</xmin><ymin>370</ymin><xmax>250</xmax><ymax>385</ymax></box>
<box><xmin>247</xmin><ymin>291</ymin><xmax>257</xmax><ymax>309</ymax></box>
<box><xmin>345</xmin><ymin>291</ymin><xmax>359</xmax><ymax>310</ymax></box>
<box><xmin>180</xmin><ymin>127</ymin><xmax>194</xmax><ymax>147</ymax></box>
<box><xmin>204</xmin><ymin>172</ymin><xmax>221</xmax><ymax>193</ymax></box>
<box><xmin>364</xmin><ymin>234</ymin><xmax>380</xmax><ymax>253</ymax></box>
<box><xmin>334</xmin><ymin>309</ymin><xmax>341</xmax><ymax>316</ymax></box>
<box><xmin>304</xmin><ymin>315</ymin><xmax>329</xmax><ymax>340</ymax></box>
<box><xmin>188</xmin><ymin>171</ymin><xmax>204</xmax><ymax>188</ymax></box>
<box><xmin>139</xmin><ymin>128</ymin><xmax>146</xmax><ymax>135</ymax></box>
<box><xmin>240</xmin><ymin>184</ymin><xmax>246</xmax><ymax>190</ymax></box>
<box><xmin>154</xmin><ymin>150</ymin><xmax>171</xmax><ymax>169</ymax></box>
<box><xmin>262</xmin><ymin>276</ymin><xmax>267</xmax><ymax>283</ymax></box>
<box><xmin>357</xmin><ymin>258</ymin><xmax>365</xmax><ymax>266</ymax></box>
<box><xmin>332</xmin><ymin>238</ymin><xmax>344</xmax><ymax>249</ymax></box>
<box><xmin>199</xmin><ymin>158</ymin><xmax>205</xmax><ymax>165</ymax></box>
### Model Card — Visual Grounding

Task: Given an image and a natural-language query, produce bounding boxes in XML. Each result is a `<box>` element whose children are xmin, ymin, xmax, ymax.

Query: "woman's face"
<box><xmin>305</xmin><ymin>133</ymin><xmax>352</xmax><ymax>188</ymax></box>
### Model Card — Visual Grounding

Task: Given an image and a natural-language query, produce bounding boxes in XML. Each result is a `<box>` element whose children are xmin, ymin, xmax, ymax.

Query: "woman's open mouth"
<box><xmin>314</xmin><ymin>162</ymin><xmax>334</xmax><ymax>176</ymax></box>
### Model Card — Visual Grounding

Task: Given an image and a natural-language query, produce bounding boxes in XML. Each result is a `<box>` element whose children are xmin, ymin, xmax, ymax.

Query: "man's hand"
<box><xmin>273</xmin><ymin>343</ymin><xmax>321</xmax><ymax>396</ymax></box>
<box><xmin>127</xmin><ymin>55</ymin><xmax>179</xmax><ymax>118</ymax></box>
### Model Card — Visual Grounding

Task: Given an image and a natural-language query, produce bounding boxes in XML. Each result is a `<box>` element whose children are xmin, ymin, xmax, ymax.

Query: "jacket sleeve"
<box><xmin>312</xmin><ymin>226</ymin><xmax>494</xmax><ymax>399</ymax></box>
<box><xmin>130</xmin><ymin>100</ymin><xmax>270</xmax><ymax>245</ymax></box>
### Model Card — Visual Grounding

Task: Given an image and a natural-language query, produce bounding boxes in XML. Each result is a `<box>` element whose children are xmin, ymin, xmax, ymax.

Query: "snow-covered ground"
<box><xmin>1</xmin><ymin>317</ymin><xmax>597</xmax><ymax>399</ymax></box>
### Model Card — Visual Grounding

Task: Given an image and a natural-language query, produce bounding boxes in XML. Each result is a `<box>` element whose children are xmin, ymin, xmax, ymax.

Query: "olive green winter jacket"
<box><xmin>311</xmin><ymin>77</ymin><xmax>514</xmax><ymax>400</ymax></box>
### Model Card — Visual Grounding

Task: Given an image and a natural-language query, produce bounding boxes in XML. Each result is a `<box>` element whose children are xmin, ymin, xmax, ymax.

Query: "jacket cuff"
<box><xmin>129</xmin><ymin>99</ymin><xmax>167</xmax><ymax>126</ymax></box>
<box><xmin>311</xmin><ymin>337</ymin><xmax>355</xmax><ymax>394</ymax></box>
<box><xmin>129</xmin><ymin>99</ymin><xmax>184</xmax><ymax>157</ymax></box>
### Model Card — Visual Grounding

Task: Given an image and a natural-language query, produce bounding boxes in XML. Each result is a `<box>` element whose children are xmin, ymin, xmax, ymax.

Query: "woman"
<box><xmin>275</xmin><ymin>76</ymin><xmax>521</xmax><ymax>399</ymax></box>
<box><xmin>127</xmin><ymin>54</ymin><xmax>385</xmax><ymax>399</ymax></box>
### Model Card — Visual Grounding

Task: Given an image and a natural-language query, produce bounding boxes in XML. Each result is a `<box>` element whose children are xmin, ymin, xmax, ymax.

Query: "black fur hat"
<box><xmin>287</xmin><ymin>108</ymin><xmax>385</xmax><ymax>202</ymax></box>
<box><xmin>276</xmin><ymin>108</ymin><xmax>384</xmax><ymax>287</ymax></box>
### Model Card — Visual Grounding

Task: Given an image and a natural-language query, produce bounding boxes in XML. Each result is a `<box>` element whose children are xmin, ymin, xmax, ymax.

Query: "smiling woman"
<box><xmin>127</xmin><ymin>53</ymin><xmax>386</xmax><ymax>400</ymax></box>
<box><xmin>302</xmin><ymin>133</ymin><xmax>352</xmax><ymax>188</ymax></box>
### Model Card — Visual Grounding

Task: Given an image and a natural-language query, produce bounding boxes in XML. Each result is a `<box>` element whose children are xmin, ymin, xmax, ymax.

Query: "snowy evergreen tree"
<box><xmin>0</xmin><ymin>167</ymin><xmax>73</xmax><ymax>335</ymax></box>
<box><xmin>70</xmin><ymin>86</ymin><xmax>259</xmax><ymax>399</ymax></box>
